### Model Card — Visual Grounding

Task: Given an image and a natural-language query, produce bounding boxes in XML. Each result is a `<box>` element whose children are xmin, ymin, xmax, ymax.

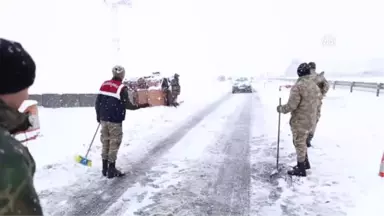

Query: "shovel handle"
<box><xmin>276</xmin><ymin>98</ymin><xmax>281</xmax><ymax>169</ymax></box>
<box><xmin>276</xmin><ymin>87</ymin><xmax>282</xmax><ymax>170</ymax></box>
<box><xmin>84</xmin><ymin>123</ymin><xmax>101</xmax><ymax>158</ymax></box>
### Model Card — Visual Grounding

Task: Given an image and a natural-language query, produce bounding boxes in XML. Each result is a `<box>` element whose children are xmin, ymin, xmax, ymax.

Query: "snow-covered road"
<box><xmin>26</xmin><ymin>80</ymin><xmax>384</xmax><ymax>216</ymax></box>
<box><xmin>104</xmin><ymin>94</ymin><xmax>255</xmax><ymax>216</ymax></box>
<box><xmin>43</xmin><ymin>92</ymin><xmax>282</xmax><ymax>216</ymax></box>
<box><xmin>62</xmin><ymin>93</ymin><xmax>236</xmax><ymax>216</ymax></box>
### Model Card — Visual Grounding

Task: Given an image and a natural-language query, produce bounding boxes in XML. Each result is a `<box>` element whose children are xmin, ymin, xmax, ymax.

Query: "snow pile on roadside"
<box><xmin>348</xmin><ymin>178</ymin><xmax>384</xmax><ymax>216</ymax></box>
<box><xmin>252</xmin><ymin>80</ymin><xmax>384</xmax><ymax>215</ymax></box>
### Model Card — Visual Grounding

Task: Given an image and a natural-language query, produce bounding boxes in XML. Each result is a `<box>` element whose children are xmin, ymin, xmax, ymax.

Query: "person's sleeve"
<box><xmin>280</xmin><ymin>85</ymin><xmax>301</xmax><ymax>114</ymax></box>
<box><xmin>120</xmin><ymin>86</ymin><xmax>139</xmax><ymax>110</ymax></box>
<box><xmin>0</xmin><ymin>146</ymin><xmax>44</xmax><ymax>215</ymax></box>
<box><xmin>321</xmin><ymin>76</ymin><xmax>330</xmax><ymax>95</ymax></box>
<box><xmin>95</xmin><ymin>94</ymin><xmax>101</xmax><ymax>122</ymax></box>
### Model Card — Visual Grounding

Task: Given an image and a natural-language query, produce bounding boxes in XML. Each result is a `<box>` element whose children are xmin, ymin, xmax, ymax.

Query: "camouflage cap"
<box><xmin>308</xmin><ymin>62</ymin><xmax>316</xmax><ymax>69</ymax></box>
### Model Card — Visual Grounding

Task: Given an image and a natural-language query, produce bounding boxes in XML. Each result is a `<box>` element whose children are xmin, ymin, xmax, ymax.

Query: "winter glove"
<box><xmin>9</xmin><ymin>113</ymin><xmax>32</xmax><ymax>134</ymax></box>
<box><xmin>276</xmin><ymin>105</ymin><xmax>283</xmax><ymax>113</ymax></box>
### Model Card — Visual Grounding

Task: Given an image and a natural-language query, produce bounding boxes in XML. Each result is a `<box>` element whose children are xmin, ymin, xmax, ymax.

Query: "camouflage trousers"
<box><xmin>100</xmin><ymin>121</ymin><xmax>123</xmax><ymax>162</ymax></box>
<box><xmin>164</xmin><ymin>89</ymin><xmax>172</xmax><ymax>106</ymax></box>
<box><xmin>310</xmin><ymin>101</ymin><xmax>322</xmax><ymax>136</ymax></box>
<box><xmin>171</xmin><ymin>92</ymin><xmax>179</xmax><ymax>103</ymax></box>
<box><xmin>291</xmin><ymin>128</ymin><xmax>309</xmax><ymax>163</ymax></box>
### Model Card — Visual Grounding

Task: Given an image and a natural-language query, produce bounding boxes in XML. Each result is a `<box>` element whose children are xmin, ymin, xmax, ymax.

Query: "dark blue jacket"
<box><xmin>95</xmin><ymin>79</ymin><xmax>127</xmax><ymax>123</ymax></box>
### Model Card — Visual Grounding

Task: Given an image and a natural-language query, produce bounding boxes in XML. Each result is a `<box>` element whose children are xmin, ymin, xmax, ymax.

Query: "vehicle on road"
<box><xmin>232</xmin><ymin>77</ymin><xmax>253</xmax><ymax>93</ymax></box>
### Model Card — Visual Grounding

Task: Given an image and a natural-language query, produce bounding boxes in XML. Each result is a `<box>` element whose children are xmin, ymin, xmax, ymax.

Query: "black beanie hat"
<box><xmin>297</xmin><ymin>62</ymin><xmax>311</xmax><ymax>77</ymax></box>
<box><xmin>0</xmin><ymin>38</ymin><xmax>36</xmax><ymax>94</ymax></box>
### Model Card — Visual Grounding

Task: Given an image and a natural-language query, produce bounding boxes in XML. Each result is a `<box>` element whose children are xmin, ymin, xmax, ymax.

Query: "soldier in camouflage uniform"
<box><xmin>277</xmin><ymin>63</ymin><xmax>321</xmax><ymax>177</ymax></box>
<box><xmin>170</xmin><ymin>73</ymin><xmax>180</xmax><ymax>106</ymax></box>
<box><xmin>0</xmin><ymin>38</ymin><xmax>43</xmax><ymax>215</ymax></box>
<box><xmin>307</xmin><ymin>62</ymin><xmax>330</xmax><ymax>147</ymax></box>
<box><xmin>161</xmin><ymin>77</ymin><xmax>172</xmax><ymax>106</ymax></box>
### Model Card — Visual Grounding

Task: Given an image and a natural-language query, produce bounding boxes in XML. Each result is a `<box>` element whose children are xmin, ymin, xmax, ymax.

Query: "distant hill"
<box><xmin>283</xmin><ymin>59</ymin><xmax>301</xmax><ymax>77</ymax></box>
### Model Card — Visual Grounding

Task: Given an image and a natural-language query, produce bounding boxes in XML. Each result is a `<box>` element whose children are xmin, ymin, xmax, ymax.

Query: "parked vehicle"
<box><xmin>232</xmin><ymin>77</ymin><xmax>253</xmax><ymax>93</ymax></box>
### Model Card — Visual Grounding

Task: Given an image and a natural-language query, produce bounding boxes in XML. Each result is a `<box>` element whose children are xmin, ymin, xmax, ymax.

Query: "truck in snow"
<box><xmin>123</xmin><ymin>72</ymin><xmax>176</xmax><ymax>108</ymax></box>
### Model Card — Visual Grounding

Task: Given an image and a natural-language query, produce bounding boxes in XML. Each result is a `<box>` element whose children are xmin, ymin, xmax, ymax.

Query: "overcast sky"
<box><xmin>0</xmin><ymin>0</ymin><xmax>383</xmax><ymax>91</ymax></box>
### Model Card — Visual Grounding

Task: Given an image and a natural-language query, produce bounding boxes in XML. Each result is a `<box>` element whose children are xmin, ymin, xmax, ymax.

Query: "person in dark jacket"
<box><xmin>0</xmin><ymin>38</ymin><xmax>44</xmax><ymax>215</ymax></box>
<box><xmin>95</xmin><ymin>65</ymin><xmax>137</xmax><ymax>178</ymax></box>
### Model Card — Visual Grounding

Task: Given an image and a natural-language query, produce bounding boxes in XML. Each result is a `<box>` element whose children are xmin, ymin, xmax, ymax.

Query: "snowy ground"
<box><xmin>26</xmin><ymin>79</ymin><xmax>384</xmax><ymax>216</ymax></box>
<box><xmin>255</xmin><ymin>80</ymin><xmax>384</xmax><ymax>216</ymax></box>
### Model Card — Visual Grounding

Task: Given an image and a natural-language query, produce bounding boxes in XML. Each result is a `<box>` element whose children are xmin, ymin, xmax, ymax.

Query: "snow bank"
<box><xmin>348</xmin><ymin>178</ymin><xmax>384</xmax><ymax>216</ymax></box>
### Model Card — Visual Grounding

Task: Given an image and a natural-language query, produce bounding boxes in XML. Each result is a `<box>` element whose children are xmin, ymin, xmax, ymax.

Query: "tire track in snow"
<box><xmin>206</xmin><ymin>94</ymin><xmax>252</xmax><ymax>216</ymax></box>
<box><xmin>126</xmin><ymin>94</ymin><xmax>254</xmax><ymax>216</ymax></box>
<box><xmin>248</xmin><ymin>93</ymin><xmax>291</xmax><ymax>216</ymax></box>
<box><xmin>47</xmin><ymin>93</ymin><xmax>232</xmax><ymax>216</ymax></box>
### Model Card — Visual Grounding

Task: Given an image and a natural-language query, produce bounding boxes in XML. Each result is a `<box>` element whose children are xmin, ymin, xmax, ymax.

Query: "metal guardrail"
<box><xmin>274</xmin><ymin>78</ymin><xmax>384</xmax><ymax>97</ymax></box>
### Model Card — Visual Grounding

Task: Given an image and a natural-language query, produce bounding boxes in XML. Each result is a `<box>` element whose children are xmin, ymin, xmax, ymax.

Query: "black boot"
<box><xmin>306</xmin><ymin>133</ymin><xmax>313</xmax><ymax>147</ymax></box>
<box><xmin>287</xmin><ymin>161</ymin><xmax>307</xmax><ymax>177</ymax></box>
<box><xmin>305</xmin><ymin>154</ymin><xmax>311</xmax><ymax>170</ymax></box>
<box><xmin>102</xmin><ymin>159</ymin><xmax>108</xmax><ymax>176</ymax></box>
<box><xmin>107</xmin><ymin>162</ymin><xmax>125</xmax><ymax>179</ymax></box>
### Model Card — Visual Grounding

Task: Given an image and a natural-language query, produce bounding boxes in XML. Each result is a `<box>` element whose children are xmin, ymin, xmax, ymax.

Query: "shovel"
<box><xmin>75</xmin><ymin>123</ymin><xmax>101</xmax><ymax>167</ymax></box>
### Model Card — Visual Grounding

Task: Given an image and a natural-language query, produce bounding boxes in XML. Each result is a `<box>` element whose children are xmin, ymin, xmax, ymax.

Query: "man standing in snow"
<box><xmin>95</xmin><ymin>65</ymin><xmax>136</xmax><ymax>178</ymax></box>
<box><xmin>161</xmin><ymin>77</ymin><xmax>172</xmax><ymax>106</ymax></box>
<box><xmin>0</xmin><ymin>38</ymin><xmax>44</xmax><ymax>215</ymax></box>
<box><xmin>307</xmin><ymin>62</ymin><xmax>330</xmax><ymax>147</ymax></box>
<box><xmin>277</xmin><ymin>63</ymin><xmax>321</xmax><ymax>177</ymax></box>
<box><xmin>170</xmin><ymin>73</ymin><xmax>180</xmax><ymax>106</ymax></box>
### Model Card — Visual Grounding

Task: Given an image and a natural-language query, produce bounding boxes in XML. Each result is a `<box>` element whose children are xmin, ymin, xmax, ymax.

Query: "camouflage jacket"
<box><xmin>309</xmin><ymin>71</ymin><xmax>330</xmax><ymax>98</ymax></box>
<box><xmin>280</xmin><ymin>75</ymin><xmax>321</xmax><ymax>132</ymax></box>
<box><xmin>171</xmin><ymin>78</ymin><xmax>180</xmax><ymax>95</ymax></box>
<box><xmin>0</xmin><ymin>99</ymin><xmax>43</xmax><ymax>215</ymax></box>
